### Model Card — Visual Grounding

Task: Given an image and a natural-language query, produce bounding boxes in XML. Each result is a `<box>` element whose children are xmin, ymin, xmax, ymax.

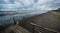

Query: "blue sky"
<box><xmin>0</xmin><ymin>0</ymin><xmax>60</xmax><ymax>11</ymax></box>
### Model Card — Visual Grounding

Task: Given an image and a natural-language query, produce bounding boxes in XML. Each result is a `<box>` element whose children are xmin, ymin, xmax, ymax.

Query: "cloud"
<box><xmin>0</xmin><ymin>0</ymin><xmax>60</xmax><ymax>10</ymax></box>
<box><xmin>33</xmin><ymin>0</ymin><xmax>60</xmax><ymax>10</ymax></box>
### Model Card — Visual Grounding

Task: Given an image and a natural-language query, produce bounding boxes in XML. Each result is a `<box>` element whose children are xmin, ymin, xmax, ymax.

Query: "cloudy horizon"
<box><xmin>0</xmin><ymin>0</ymin><xmax>60</xmax><ymax>11</ymax></box>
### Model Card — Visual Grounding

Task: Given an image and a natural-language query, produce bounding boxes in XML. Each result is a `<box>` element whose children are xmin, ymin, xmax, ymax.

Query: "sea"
<box><xmin>0</xmin><ymin>10</ymin><xmax>48</xmax><ymax>26</ymax></box>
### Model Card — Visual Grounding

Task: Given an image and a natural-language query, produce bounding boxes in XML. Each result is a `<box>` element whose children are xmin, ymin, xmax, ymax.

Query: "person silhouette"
<box><xmin>13</xmin><ymin>17</ymin><xmax>16</xmax><ymax>25</ymax></box>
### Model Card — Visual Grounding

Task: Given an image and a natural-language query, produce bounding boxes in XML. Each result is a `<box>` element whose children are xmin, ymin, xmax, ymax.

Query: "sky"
<box><xmin>0</xmin><ymin>0</ymin><xmax>60</xmax><ymax>11</ymax></box>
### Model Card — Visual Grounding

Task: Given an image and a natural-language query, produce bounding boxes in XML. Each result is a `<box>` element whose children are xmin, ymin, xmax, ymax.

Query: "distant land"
<box><xmin>0</xmin><ymin>11</ymin><xmax>20</xmax><ymax>16</ymax></box>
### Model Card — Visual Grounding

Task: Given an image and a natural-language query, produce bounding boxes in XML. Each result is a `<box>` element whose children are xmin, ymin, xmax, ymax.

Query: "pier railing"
<box><xmin>30</xmin><ymin>23</ymin><xmax>60</xmax><ymax>33</ymax></box>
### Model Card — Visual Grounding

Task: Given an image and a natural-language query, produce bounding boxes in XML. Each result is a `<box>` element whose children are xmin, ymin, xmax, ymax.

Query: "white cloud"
<box><xmin>0</xmin><ymin>0</ymin><xmax>60</xmax><ymax>10</ymax></box>
<box><xmin>31</xmin><ymin>0</ymin><xmax>60</xmax><ymax>10</ymax></box>
<box><xmin>4</xmin><ymin>0</ymin><xmax>11</xmax><ymax>4</ymax></box>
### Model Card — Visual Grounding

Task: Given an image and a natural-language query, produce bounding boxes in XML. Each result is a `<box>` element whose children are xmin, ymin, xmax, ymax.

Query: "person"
<box><xmin>13</xmin><ymin>17</ymin><xmax>16</xmax><ymax>25</ymax></box>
